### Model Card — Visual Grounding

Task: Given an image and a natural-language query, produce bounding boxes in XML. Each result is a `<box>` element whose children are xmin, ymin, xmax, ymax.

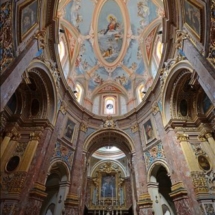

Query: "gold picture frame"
<box><xmin>18</xmin><ymin>0</ymin><xmax>38</xmax><ymax>42</ymax></box>
<box><xmin>143</xmin><ymin>117</ymin><xmax>156</xmax><ymax>144</ymax></box>
<box><xmin>63</xmin><ymin>117</ymin><xmax>76</xmax><ymax>142</ymax></box>
<box><xmin>183</xmin><ymin>0</ymin><xmax>204</xmax><ymax>42</ymax></box>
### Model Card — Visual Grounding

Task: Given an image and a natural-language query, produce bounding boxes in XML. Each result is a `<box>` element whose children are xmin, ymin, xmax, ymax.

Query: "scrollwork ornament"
<box><xmin>197</xmin><ymin>134</ymin><xmax>207</xmax><ymax>142</ymax></box>
<box><xmin>12</xmin><ymin>132</ymin><xmax>21</xmax><ymax>141</ymax></box>
<box><xmin>131</xmin><ymin>123</ymin><xmax>139</xmax><ymax>133</ymax></box>
<box><xmin>80</xmin><ymin>122</ymin><xmax>88</xmax><ymax>133</ymax></box>
<box><xmin>30</xmin><ymin>132</ymin><xmax>42</xmax><ymax>141</ymax></box>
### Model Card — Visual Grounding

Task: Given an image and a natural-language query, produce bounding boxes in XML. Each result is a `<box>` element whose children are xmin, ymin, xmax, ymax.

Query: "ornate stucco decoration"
<box><xmin>131</xmin><ymin>123</ymin><xmax>139</xmax><ymax>133</ymax></box>
<box><xmin>191</xmin><ymin>143</ymin><xmax>206</xmax><ymax>157</ymax></box>
<box><xmin>80</xmin><ymin>122</ymin><xmax>88</xmax><ymax>133</ymax></box>
<box><xmin>152</xmin><ymin>103</ymin><xmax>160</xmax><ymax>115</ymax></box>
<box><xmin>143</xmin><ymin>142</ymin><xmax>166</xmax><ymax>170</ymax></box>
<box><xmin>97</xmin><ymin>162</ymin><xmax>120</xmax><ymax>174</ymax></box>
<box><xmin>59</xmin><ymin>101</ymin><xmax>67</xmax><ymax>115</ymax></box>
<box><xmin>34</xmin><ymin>29</ymin><xmax>46</xmax><ymax>50</ymax></box>
<box><xmin>190</xmin><ymin>171</ymin><xmax>209</xmax><ymax>194</ymax></box>
<box><xmin>177</xmin><ymin>133</ymin><xmax>189</xmax><ymax>142</ymax></box>
<box><xmin>103</xmin><ymin>116</ymin><xmax>116</xmax><ymax>128</ymax></box>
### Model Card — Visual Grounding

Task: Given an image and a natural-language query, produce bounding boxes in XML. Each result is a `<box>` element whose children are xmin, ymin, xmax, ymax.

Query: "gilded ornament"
<box><xmin>177</xmin><ymin>133</ymin><xmax>189</xmax><ymax>142</ymax></box>
<box><xmin>131</xmin><ymin>123</ymin><xmax>139</xmax><ymax>133</ymax></box>
<box><xmin>80</xmin><ymin>122</ymin><xmax>88</xmax><ymax>132</ymax></box>
<box><xmin>103</xmin><ymin>116</ymin><xmax>116</xmax><ymax>128</ymax></box>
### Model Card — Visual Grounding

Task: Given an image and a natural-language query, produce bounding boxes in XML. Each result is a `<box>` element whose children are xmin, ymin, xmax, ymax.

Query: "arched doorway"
<box><xmin>148</xmin><ymin>163</ymin><xmax>176</xmax><ymax>215</ymax></box>
<box><xmin>83</xmin><ymin>129</ymin><xmax>136</xmax><ymax>215</ymax></box>
<box><xmin>40</xmin><ymin>161</ymin><xmax>70</xmax><ymax>215</ymax></box>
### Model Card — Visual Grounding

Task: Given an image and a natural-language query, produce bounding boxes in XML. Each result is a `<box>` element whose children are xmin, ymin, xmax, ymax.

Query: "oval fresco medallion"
<box><xmin>97</xmin><ymin>0</ymin><xmax>125</xmax><ymax>64</ymax></box>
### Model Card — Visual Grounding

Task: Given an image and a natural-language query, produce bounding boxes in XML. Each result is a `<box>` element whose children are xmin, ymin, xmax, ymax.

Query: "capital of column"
<box><xmin>29</xmin><ymin>132</ymin><xmax>42</xmax><ymax>141</ymax></box>
<box><xmin>137</xmin><ymin>193</ymin><xmax>153</xmax><ymax>208</ymax></box>
<box><xmin>64</xmin><ymin>194</ymin><xmax>79</xmax><ymax>206</ymax></box>
<box><xmin>170</xmin><ymin>181</ymin><xmax>188</xmax><ymax>200</ymax></box>
<box><xmin>12</xmin><ymin>132</ymin><xmax>21</xmax><ymax>141</ymax></box>
<box><xmin>29</xmin><ymin>182</ymin><xmax>47</xmax><ymax>200</ymax></box>
<box><xmin>177</xmin><ymin>133</ymin><xmax>189</xmax><ymax>142</ymax></box>
<box><xmin>197</xmin><ymin>134</ymin><xmax>207</xmax><ymax>142</ymax></box>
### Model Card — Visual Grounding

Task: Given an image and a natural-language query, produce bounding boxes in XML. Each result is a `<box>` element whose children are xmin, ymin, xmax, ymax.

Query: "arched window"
<box><xmin>58</xmin><ymin>40</ymin><xmax>65</xmax><ymax>61</ymax></box>
<box><xmin>137</xmin><ymin>84</ymin><xmax>145</xmax><ymax>104</ymax></box>
<box><xmin>75</xmin><ymin>83</ymin><xmax>83</xmax><ymax>103</ymax></box>
<box><xmin>156</xmin><ymin>40</ymin><xmax>163</xmax><ymax>61</ymax></box>
<box><xmin>104</xmin><ymin>97</ymin><xmax>116</xmax><ymax>115</ymax></box>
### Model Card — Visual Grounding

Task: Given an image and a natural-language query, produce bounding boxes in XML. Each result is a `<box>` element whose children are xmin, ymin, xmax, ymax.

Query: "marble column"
<box><xmin>204</xmin><ymin>133</ymin><xmax>215</xmax><ymax>155</ymax></box>
<box><xmin>64</xmin><ymin>124</ymin><xmax>87</xmax><ymax>214</ymax></box>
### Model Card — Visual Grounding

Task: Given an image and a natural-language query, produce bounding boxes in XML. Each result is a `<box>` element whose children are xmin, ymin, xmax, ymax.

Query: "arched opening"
<box><xmin>83</xmin><ymin>129</ymin><xmax>135</xmax><ymax>214</ymax></box>
<box><xmin>40</xmin><ymin>161</ymin><xmax>70</xmax><ymax>215</ymax></box>
<box><xmin>148</xmin><ymin>163</ymin><xmax>176</xmax><ymax>215</ymax></box>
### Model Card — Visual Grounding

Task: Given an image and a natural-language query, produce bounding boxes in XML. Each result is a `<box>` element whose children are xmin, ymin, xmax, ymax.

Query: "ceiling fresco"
<box><xmin>58</xmin><ymin>0</ymin><xmax>164</xmax><ymax>98</ymax></box>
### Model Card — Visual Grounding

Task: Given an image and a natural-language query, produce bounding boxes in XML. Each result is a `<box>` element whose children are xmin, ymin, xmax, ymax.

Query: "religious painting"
<box><xmin>101</xmin><ymin>175</ymin><xmax>116</xmax><ymax>198</ymax></box>
<box><xmin>143</xmin><ymin>118</ymin><xmax>155</xmax><ymax>143</ymax></box>
<box><xmin>198</xmin><ymin>155</ymin><xmax>211</xmax><ymax>171</ymax></box>
<box><xmin>97</xmin><ymin>0</ymin><xmax>124</xmax><ymax>63</ymax></box>
<box><xmin>19</xmin><ymin>0</ymin><xmax>38</xmax><ymax>41</ymax></box>
<box><xmin>184</xmin><ymin>0</ymin><xmax>203</xmax><ymax>41</ymax></box>
<box><xmin>64</xmin><ymin>118</ymin><xmax>76</xmax><ymax>141</ymax></box>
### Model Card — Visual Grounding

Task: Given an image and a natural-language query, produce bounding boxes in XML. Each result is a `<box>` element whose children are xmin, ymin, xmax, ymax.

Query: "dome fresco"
<box><xmin>58</xmin><ymin>0</ymin><xmax>164</xmax><ymax>115</ymax></box>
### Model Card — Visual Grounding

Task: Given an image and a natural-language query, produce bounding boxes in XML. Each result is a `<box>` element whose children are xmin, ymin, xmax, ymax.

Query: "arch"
<box><xmin>83</xmin><ymin>128</ymin><xmax>135</xmax><ymax>158</ymax></box>
<box><xmin>147</xmin><ymin>160</ymin><xmax>171</xmax><ymax>183</ymax></box>
<box><xmin>161</xmin><ymin>60</ymin><xmax>194</xmax><ymax>126</ymax></box>
<box><xmin>26</xmin><ymin>60</ymin><xmax>58</xmax><ymax>125</ymax></box>
<box><xmin>46</xmin><ymin>159</ymin><xmax>71</xmax><ymax>183</ymax></box>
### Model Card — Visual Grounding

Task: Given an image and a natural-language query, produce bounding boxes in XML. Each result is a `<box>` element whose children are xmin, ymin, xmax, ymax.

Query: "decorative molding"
<box><xmin>191</xmin><ymin>171</ymin><xmax>209</xmax><ymax>194</ymax></box>
<box><xmin>170</xmin><ymin>181</ymin><xmax>188</xmax><ymax>199</ymax></box>
<box><xmin>1</xmin><ymin>171</ymin><xmax>27</xmax><ymax>193</ymax></box>
<box><xmin>64</xmin><ymin>194</ymin><xmax>79</xmax><ymax>206</ymax></box>
<box><xmin>29</xmin><ymin>182</ymin><xmax>47</xmax><ymax>199</ymax></box>
<box><xmin>30</xmin><ymin>132</ymin><xmax>42</xmax><ymax>141</ymax></box>
<box><xmin>103</xmin><ymin>116</ymin><xmax>116</xmax><ymax>128</ymax></box>
<box><xmin>137</xmin><ymin>193</ymin><xmax>153</xmax><ymax>208</ymax></box>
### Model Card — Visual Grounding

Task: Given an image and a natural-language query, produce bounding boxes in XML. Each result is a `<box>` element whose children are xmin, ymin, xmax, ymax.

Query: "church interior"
<box><xmin>1</xmin><ymin>0</ymin><xmax>215</xmax><ymax>214</ymax></box>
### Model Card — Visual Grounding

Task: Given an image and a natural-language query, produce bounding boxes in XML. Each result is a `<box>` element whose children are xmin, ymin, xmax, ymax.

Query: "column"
<box><xmin>0</xmin><ymin>132</ymin><xmax>20</xmax><ymax>172</ymax></box>
<box><xmin>177</xmin><ymin>132</ymin><xmax>200</xmax><ymax>171</ymax></box>
<box><xmin>17</xmin><ymin>132</ymin><xmax>41</xmax><ymax>172</ymax></box>
<box><xmin>64</xmin><ymin>124</ymin><xmax>87</xmax><ymax>215</ymax></box>
<box><xmin>0</xmin><ymin>132</ymin><xmax>13</xmax><ymax>158</ymax></box>
<box><xmin>137</xmin><ymin>193</ymin><xmax>154</xmax><ymax>215</ymax></box>
<box><xmin>170</xmin><ymin>182</ymin><xmax>192</xmax><ymax>215</ymax></box>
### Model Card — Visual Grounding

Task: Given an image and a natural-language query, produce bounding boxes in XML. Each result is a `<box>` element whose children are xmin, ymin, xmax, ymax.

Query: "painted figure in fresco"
<box><xmin>145</xmin><ymin>121</ymin><xmax>154</xmax><ymax>140</ymax></box>
<box><xmin>104</xmin><ymin>15</ymin><xmax>117</xmax><ymax>35</ymax></box>
<box><xmin>102</xmin><ymin>46</ymin><xmax>113</xmax><ymax>58</ymax></box>
<box><xmin>101</xmin><ymin>176</ymin><xmax>115</xmax><ymax>197</ymax></box>
<box><xmin>65</xmin><ymin>122</ymin><xmax>74</xmax><ymax>139</ymax></box>
<box><xmin>198</xmin><ymin>155</ymin><xmax>211</xmax><ymax>171</ymax></box>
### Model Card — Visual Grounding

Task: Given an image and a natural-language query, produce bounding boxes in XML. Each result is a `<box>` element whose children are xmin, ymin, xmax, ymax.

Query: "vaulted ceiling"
<box><xmin>57</xmin><ymin>0</ymin><xmax>164</xmax><ymax>106</ymax></box>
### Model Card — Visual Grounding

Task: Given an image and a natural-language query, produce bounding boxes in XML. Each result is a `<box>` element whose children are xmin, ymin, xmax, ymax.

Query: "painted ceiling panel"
<box><xmin>59</xmin><ymin>0</ymin><xmax>164</xmax><ymax>107</ymax></box>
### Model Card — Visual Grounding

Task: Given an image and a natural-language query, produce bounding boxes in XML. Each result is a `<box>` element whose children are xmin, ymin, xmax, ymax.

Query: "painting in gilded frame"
<box><xmin>100</xmin><ymin>174</ymin><xmax>116</xmax><ymax>198</ymax></box>
<box><xmin>63</xmin><ymin>118</ymin><xmax>76</xmax><ymax>142</ymax></box>
<box><xmin>19</xmin><ymin>0</ymin><xmax>38</xmax><ymax>41</ymax></box>
<box><xmin>184</xmin><ymin>0</ymin><xmax>203</xmax><ymax>41</ymax></box>
<box><xmin>143</xmin><ymin>118</ymin><xmax>156</xmax><ymax>143</ymax></box>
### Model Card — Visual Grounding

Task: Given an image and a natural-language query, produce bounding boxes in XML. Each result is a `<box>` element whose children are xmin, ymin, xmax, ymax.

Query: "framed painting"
<box><xmin>63</xmin><ymin>118</ymin><xmax>76</xmax><ymax>142</ymax></box>
<box><xmin>184</xmin><ymin>0</ymin><xmax>204</xmax><ymax>41</ymax></box>
<box><xmin>18</xmin><ymin>0</ymin><xmax>38</xmax><ymax>41</ymax></box>
<box><xmin>100</xmin><ymin>174</ymin><xmax>116</xmax><ymax>198</ymax></box>
<box><xmin>197</xmin><ymin>155</ymin><xmax>211</xmax><ymax>172</ymax></box>
<box><xmin>143</xmin><ymin>118</ymin><xmax>156</xmax><ymax>143</ymax></box>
